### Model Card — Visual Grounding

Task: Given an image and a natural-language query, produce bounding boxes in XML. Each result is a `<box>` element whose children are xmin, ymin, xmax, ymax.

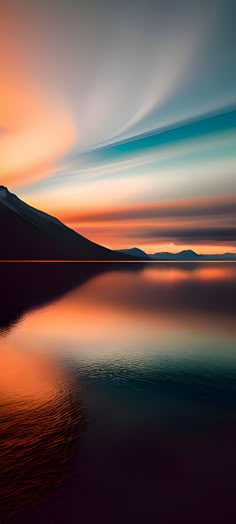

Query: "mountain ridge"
<box><xmin>0</xmin><ymin>186</ymin><xmax>132</xmax><ymax>260</ymax></box>
<box><xmin>117</xmin><ymin>247</ymin><xmax>236</xmax><ymax>261</ymax></box>
<box><xmin>1</xmin><ymin>187</ymin><xmax>235</xmax><ymax>261</ymax></box>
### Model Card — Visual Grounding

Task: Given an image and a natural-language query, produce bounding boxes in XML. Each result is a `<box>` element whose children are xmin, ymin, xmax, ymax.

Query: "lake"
<box><xmin>0</xmin><ymin>262</ymin><xmax>235</xmax><ymax>523</ymax></box>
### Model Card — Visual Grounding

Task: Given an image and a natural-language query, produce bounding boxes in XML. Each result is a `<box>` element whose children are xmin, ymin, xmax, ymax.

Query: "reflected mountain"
<box><xmin>1</xmin><ymin>261</ymin><xmax>236</xmax><ymax>337</ymax></box>
<box><xmin>1</xmin><ymin>262</ymin><xmax>236</xmax><ymax>523</ymax></box>
<box><xmin>0</xmin><ymin>261</ymin><xmax>144</xmax><ymax>333</ymax></box>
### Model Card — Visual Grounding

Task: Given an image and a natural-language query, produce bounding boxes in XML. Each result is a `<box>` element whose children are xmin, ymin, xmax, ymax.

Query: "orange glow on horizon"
<box><xmin>24</xmin><ymin>194</ymin><xmax>235</xmax><ymax>255</ymax></box>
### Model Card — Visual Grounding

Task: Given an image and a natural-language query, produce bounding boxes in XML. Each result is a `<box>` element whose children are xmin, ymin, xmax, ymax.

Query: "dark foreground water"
<box><xmin>0</xmin><ymin>262</ymin><xmax>236</xmax><ymax>523</ymax></box>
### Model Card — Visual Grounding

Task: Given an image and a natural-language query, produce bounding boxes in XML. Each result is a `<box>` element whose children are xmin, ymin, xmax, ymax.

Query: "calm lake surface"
<box><xmin>0</xmin><ymin>262</ymin><xmax>236</xmax><ymax>523</ymax></box>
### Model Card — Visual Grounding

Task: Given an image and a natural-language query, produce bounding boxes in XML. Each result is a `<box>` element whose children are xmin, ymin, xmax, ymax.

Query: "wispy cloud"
<box><xmin>60</xmin><ymin>195</ymin><xmax>236</xmax><ymax>223</ymax></box>
<box><xmin>1</xmin><ymin>0</ymin><xmax>236</xmax><ymax>252</ymax></box>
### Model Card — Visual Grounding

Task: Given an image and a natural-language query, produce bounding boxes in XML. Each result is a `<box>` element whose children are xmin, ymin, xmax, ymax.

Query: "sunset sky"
<box><xmin>1</xmin><ymin>0</ymin><xmax>236</xmax><ymax>253</ymax></box>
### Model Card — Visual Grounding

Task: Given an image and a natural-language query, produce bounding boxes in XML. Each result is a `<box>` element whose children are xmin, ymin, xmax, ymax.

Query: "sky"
<box><xmin>1</xmin><ymin>0</ymin><xmax>236</xmax><ymax>253</ymax></box>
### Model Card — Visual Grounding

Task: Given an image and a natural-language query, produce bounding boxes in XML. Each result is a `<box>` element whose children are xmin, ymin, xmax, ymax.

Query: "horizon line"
<box><xmin>0</xmin><ymin>260</ymin><xmax>235</xmax><ymax>264</ymax></box>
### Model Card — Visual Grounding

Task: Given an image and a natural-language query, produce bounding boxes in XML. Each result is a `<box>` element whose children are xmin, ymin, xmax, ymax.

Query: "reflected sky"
<box><xmin>0</xmin><ymin>342</ymin><xmax>83</xmax><ymax>520</ymax></box>
<box><xmin>5</xmin><ymin>264</ymin><xmax>236</xmax><ymax>365</ymax></box>
<box><xmin>1</xmin><ymin>263</ymin><xmax>236</xmax><ymax>523</ymax></box>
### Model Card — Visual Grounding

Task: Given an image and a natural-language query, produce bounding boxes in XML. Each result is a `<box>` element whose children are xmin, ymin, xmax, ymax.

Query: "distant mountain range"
<box><xmin>0</xmin><ymin>186</ymin><xmax>130</xmax><ymax>260</ymax></box>
<box><xmin>117</xmin><ymin>248</ymin><xmax>236</xmax><ymax>261</ymax></box>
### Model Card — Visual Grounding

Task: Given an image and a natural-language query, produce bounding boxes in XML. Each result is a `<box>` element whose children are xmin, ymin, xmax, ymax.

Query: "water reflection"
<box><xmin>0</xmin><ymin>262</ymin><xmax>236</xmax><ymax>523</ymax></box>
<box><xmin>0</xmin><ymin>343</ymin><xmax>83</xmax><ymax>521</ymax></box>
<box><xmin>0</xmin><ymin>262</ymin><xmax>142</xmax><ymax>333</ymax></box>
<box><xmin>7</xmin><ymin>263</ymin><xmax>236</xmax><ymax>362</ymax></box>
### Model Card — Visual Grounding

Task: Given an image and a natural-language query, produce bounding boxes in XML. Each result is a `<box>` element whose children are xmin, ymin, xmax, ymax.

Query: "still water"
<box><xmin>0</xmin><ymin>262</ymin><xmax>236</xmax><ymax>523</ymax></box>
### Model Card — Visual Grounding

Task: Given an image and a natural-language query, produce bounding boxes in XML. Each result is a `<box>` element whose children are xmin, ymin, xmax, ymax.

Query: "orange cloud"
<box><xmin>0</xmin><ymin>4</ymin><xmax>76</xmax><ymax>188</ymax></box>
<box><xmin>57</xmin><ymin>194</ymin><xmax>236</xmax><ymax>224</ymax></box>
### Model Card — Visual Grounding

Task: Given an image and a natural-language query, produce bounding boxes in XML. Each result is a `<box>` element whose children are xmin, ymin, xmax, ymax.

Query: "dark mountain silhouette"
<box><xmin>118</xmin><ymin>246</ymin><xmax>236</xmax><ymax>261</ymax></box>
<box><xmin>150</xmin><ymin>251</ymin><xmax>176</xmax><ymax>259</ymax></box>
<box><xmin>0</xmin><ymin>186</ymin><xmax>130</xmax><ymax>260</ymax></box>
<box><xmin>117</xmin><ymin>247</ymin><xmax>150</xmax><ymax>259</ymax></box>
<box><xmin>152</xmin><ymin>249</ymin><xmax>200</xmax><ymax>260</ymax></box>
<box><xmin>1</xmin><ymin>186</ymin><xmax>235</xmax><ymax>261</ymax></box>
